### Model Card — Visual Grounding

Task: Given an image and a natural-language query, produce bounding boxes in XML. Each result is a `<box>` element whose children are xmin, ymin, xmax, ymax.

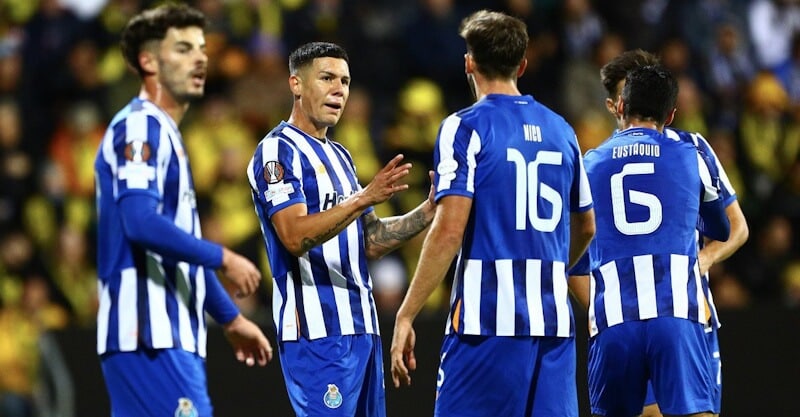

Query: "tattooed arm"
<box><xmin>363</xmin><ymin>198</ymin><xmax>436</xmax><ymax>259</ymax></box>
<box><xmin>272</xmin><ymin>155</ymin><xmax>432</xmax><ymax>257</ymax></box>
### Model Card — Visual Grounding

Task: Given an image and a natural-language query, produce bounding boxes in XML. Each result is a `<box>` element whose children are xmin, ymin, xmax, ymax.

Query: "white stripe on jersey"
<box><xmin>553</xmin><ymin>261</ymin><xmax>571</xmax><ymax>337</ymax></box>
<box><xmin>147</xmin><ymin>260</ymin><xmax>172</xmax><ymax>348</ymax></box>
<box><xmin>345</xmin><ymin>218</ymin><xmax>376</xmax><ymax>335</ymax></box>
<box><xmin>177</xmin><ymin>263</ymin><xmax>196</xmax><ymax>352</ymax></box>
<box><xmin>694</xmin><ymin>261</ymin><xmax>705</xmax><ymax>324</ymax></box>
<box><xmin>671</xmin><ymin>254</ymin><xmax>690</xmax><ymax>319</ymax></box>
<box><xmin>526</xmin><ymin>259</ymin><xmax>545</xmax><ymax>336</ymax></box>
<box><xmin>634</xmin><ymin>255</ymin><xmax>657</xmax><ymax>320</ymax></box>
<box><xmin>465</xmin><ymin>131</ymin><xmax>481</xmax><ymax>193</ymax></box>
<box><xmin>195</xmin><ymin>267</ymin><xmax>207</xmax><ymax>358</ymax></box>
<box><xmin>298</xmin><ymin>255</ymin><xmax>327</xmax><ymax>339</ymax></box>
<box><xmin>462</xmin><ymin>260</ymin><xmax>482</xmax><ymax>335</ymax></box>
<box><xmin>437</xmin><ymin>116</ymin><xmax>461</xmax><ymax>191</ymax></box>
<box><xmin>97</xmin><ymin>282</ymin><xmax>111</xmax><ymax>354</ymax></box>
<box><xmin>119</xmin><ymin>268</ymin><xmax>138</xmax><ymax>351</ymax></box>
<box><xmin>599</xmin><ymin>261</ymin><xmax>623</xmax><ymax>328</ymax></box>
<box><xmin>496</xmin><ymin>260</ymin><xmax>515</xmax><ymax>336</ymax></box>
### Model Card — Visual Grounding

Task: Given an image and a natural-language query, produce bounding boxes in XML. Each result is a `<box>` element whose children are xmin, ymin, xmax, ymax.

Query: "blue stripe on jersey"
<box><xmin>249</xmin><ymin>121</ymin><xmax>378</xmax><ymax>341</ymax></box>
<box><xmin>540</xmin><ymin>261</ymin><xmax>558</xmax><ymax>336</ymax></box>
<box><xmin>136</xmin><ymin>267</ymin><xmax>151</xmax><ymax>347</ymax></box>
<box><xmin>164</xmin><ymin>265</ymin><xmax>181</xmax><ymax>348</ymax></box>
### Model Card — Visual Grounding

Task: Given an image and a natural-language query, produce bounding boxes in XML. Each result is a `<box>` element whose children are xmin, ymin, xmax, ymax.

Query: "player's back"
<box><xmin>582</xmin><ymin>127</ymin><xmax>708</xmax><ymax>335</ymax></box>
<box><xmin>437</xmin><ymin>94</ymin><xmax>587</xmax><ymax>263</ymax></box>
<box><xmin>436</xmin><ymin>94</ymin><xmax>592</xmax><ymax>338</ymax></box>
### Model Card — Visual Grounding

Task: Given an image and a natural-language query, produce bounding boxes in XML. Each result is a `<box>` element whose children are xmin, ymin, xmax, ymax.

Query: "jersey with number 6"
<box><xmin>435</xmin><ymin>94</ymin><xmax>593</xmax><ymax>338</ymax></box>
<box><xmin>581</xmin><ymin>127</ymin><xmax>723</xmax><ymax>337</ymax></box>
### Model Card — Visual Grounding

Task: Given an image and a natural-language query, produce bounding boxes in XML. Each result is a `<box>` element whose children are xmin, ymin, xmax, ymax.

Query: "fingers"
<box><xmin>391</xmin><ymin>354</ymin><xmax>409</xmax><ymax>388</ymax></box>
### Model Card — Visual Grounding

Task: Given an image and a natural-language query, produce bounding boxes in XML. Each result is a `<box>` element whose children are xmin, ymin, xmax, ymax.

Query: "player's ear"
<box><xmin>516</xmin><ymin>58</ymin><xmax>527</xmax><ymax>78</ymax></box>
<box><xmin>465</xmin><ymin>53</ymin><xmax>474</xmax><ymax>75</ymax></box>
<box><xmin>288</xmin><ymin>74</ymin><xmax>301</xmax><ymax>98</ymax></box>
<box><xmin>605</xmin><ymin>97</ymin><xmax>617</xmax><ymax>116</ymax></box>
<box><xmin>664</xmin><ymin>108</ymin><xmax>676</xmax><ymax>126</ymax></box>
<box><xmin>138</xmin><ymin>49</ymin><xmax>158</xmax><ymax>76</ymax></box>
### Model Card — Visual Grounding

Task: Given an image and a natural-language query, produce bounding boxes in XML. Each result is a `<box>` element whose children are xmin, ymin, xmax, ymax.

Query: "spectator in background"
<box><xmin>738</xmin><ymin>72</ymin><xmax>800</xmax><ymax>205</ymax></box>
<box><xmin>704</xmin><ymin>20</ymin><xmax>756</xmax><ymax>129</ymax></box>
<box><xmin>748</xmin><ymin>0</ymin><xmax>800</xmax><ymax>70</ymax></box>
<box><xmin>0</xmin><ymin>98</ymin><xmax>33</xmax><ymax>231</ymax></box>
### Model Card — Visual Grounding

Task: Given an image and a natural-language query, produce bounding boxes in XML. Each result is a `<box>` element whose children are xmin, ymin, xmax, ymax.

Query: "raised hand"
<box><xmin>219</xmin><ymin>247</ymin><xmax>261</xmax><ymax>298</ymax></box>
<box><xmin>360</xmin><ymin>154</ymin><xmax>412</xmax><ymax>206</ymax></box>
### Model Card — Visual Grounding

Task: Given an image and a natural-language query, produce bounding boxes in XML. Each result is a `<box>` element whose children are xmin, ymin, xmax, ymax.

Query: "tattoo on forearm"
<box><xmin>367</xmin><ymin>209</ymin><xmax>430</xmax><ymax>249</ymax></box>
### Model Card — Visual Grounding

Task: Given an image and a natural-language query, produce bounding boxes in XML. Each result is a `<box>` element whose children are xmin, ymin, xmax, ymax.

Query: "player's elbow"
<box><xmin>282</xmin><ymin>238</ymin><xmax>311</xmax><ymax>258</ymax></box>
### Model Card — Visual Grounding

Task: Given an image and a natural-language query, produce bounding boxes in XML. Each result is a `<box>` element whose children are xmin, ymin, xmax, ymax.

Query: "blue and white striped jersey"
<box><xmin>435</xmin><ymin>94</ymin><xmax>593</xmax><ymax>338</ymax></box>
<box><xmin>581</xmin><ymin>127</ymin><xmax>726</xmax><ymax>337</ymax></box>
<box><xmin>94</xmin><ymin>98</ymin><xmax>209</xmax><ymax>357</ymax></box>
<box><xmin>668</xmin><ymin>128</ymin><xmax>738</xmax><ymax>330</ymax></box>
<box><xmin>248</xmin><ymin>121</ymin><xmax>379</xmax><ymax>342</ymax></box>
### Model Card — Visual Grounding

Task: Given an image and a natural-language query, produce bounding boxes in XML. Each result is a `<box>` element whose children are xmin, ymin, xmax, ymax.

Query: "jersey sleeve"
<box><xmin>571</xmin><ymin>135</ymin><xmax>593</xmax><ymax>213</ymax></box>
<box><xmin>113</xmin><ymin>110</ymin><xmax>162</xmax><ymax>201</ymax></box>
<box><xmin>249</xmin><ymin>137</ymin><xmax>306</xmax><ymax>218</ymax></box>
<box><xmin>696</xmin><ymin>149</ymin><xmax>730</xmax><ymax>241</ymax></box>
<box><xmin>693</xmin><ymin>132</ymin><xmax>737</xmax><ymax>206</ymax></box>
<box><xmin>433</xmin><ymin>114</ymin><xmax>480</xmax><ymax>201</ymax></box>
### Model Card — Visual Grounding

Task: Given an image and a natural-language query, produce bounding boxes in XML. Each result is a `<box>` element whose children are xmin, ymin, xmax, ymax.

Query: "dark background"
<box><xmin>57</xmin><ymin>305</ymin><xmax>800</xmax><ymax>417</ymax></box>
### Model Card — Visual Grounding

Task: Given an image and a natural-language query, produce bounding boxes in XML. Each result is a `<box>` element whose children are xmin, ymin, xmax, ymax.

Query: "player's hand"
<box><xmin>361</xmin><ymin>154</ymin><xmax>411</xmax><ymax>206</ymax></box>
<box><xmin>223</xmin><ymin>314</ymin><xmax>273</xmax><ymax>367</ymax></box>
<box><xmin>426</xmin><ymin>170</ymin><xmax>436</xmax><ymax>207</ymax></box>
<box><xmin>390</xmin><ymin>317</ymin><xmax>417</xmax><ymax>388</ymax></box>
<box><xmin>220</xmin><ymin>247</ymin><xmax>261</xmax><ymax>298</ymax></box>
<box><xmin>698</xmin><ymin>251</ymin><xmax>713</xmax><ymax>276</ymax></box>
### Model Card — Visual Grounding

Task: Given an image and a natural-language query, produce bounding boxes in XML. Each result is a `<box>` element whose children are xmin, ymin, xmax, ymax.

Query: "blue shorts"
<box><xmin>435</xmin><ymin>333</ymin><xmax>577</xmax><ymax>417</ymax></box>
<box><xmin>643</xmin><ymin>324</ymin><xmax>722</xmax><ymax>413</ymax></box>
<box><xmin>588</xmin><ymin>317</ymin><xmax>716</xmax><ymax>417</ymax></box>
<box><xmin>279</xmin><ymin>334</ymin><xmax>385</xmax><ymax>417</ymax></box>
<box><xmin>101</xmin><ymin>349</ymin><xmax>210</xmax><ymax>417</ymax></box>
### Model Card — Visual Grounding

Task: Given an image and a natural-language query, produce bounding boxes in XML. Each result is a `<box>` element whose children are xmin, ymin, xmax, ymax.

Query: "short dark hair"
<box><xmin>288</xmin><ymin>42</ymin><xmax>349</xmax><ymax>75</ymax></box>
<box><xmin>621</xmin><ymin>65</ymin><xmax>678</xmax><ymax>125</ymax></box>
<box><xmin>600</xmin><ymin>49</ymin><xmax>660</xmax><ymax>99</ymax></box>
<box><xmin>459</xmin><ymin>10</ymin><xmax>528</xmax><ymax>80</ymax></box>
<box><xmin>120</xmin><ymin>3</ymin><xmax>207</xmax><ymax>77</ymax></box>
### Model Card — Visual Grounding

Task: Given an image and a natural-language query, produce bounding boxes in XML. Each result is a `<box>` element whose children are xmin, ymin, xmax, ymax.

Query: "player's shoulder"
<box><xmin>663</xmin><ymin>127</ymin><xmax>710</xmax><ymax>146</ymax></box>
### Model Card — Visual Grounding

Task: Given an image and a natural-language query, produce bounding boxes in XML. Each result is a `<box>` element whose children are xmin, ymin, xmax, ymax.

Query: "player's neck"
<box><xmin>288</xmin><ymin>106</ymin><xmax>329</xmax><ymax>141</ymax></box>
<box><xmin>620</xmin><ymin>118</ymin><xmax>663</xmax><ymax>133</ymax></box>
<box><xmin>139</xmin><ymin>81</ymin><xmax>189</xmax><ymax>125</ymax></box>
<box><xmin>473</xmin><ymin>77</ymin><xmax>521</xmax><ymax>100</ymax></box>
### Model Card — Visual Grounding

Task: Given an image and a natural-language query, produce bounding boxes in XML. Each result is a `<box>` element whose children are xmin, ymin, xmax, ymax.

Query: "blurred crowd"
<box><xmin>2</xmin><ymin>0</ymin><xmax>800</xmax><ymax>414</ymax></box>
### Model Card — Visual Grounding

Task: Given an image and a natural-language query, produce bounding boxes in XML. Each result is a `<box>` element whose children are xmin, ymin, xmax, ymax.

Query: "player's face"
<box><xmin>296</xmin><ymin>57</ymin><xmax>350</xmax><ymax>129</ymax></box>
<box><xmin>156</xmin><ymin>26</ymin><xmax>207</xmax><ymax>102</ymax></box>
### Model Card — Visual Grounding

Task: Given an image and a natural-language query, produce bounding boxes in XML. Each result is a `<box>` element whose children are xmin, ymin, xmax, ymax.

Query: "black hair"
<box><xmin>621</xmin><ymin>65</ymin><xmax>678</xmax><ymax>125</ymax></box>
<box><xmin>288</xmin><ymin>42</ymin><xmax>349</xmax><ymax>75</ymax></box>
<box><xmin>120</xmin><ymin>3</ymin><xmax>207</xmax><ymax>77</ymax></box>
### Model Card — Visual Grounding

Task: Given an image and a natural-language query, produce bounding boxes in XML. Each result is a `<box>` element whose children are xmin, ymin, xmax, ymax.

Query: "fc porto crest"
<box><xmin>174</xmin><ymin>397</ymin><xmax>198</xmax><ymax>417</ymax></box>
<box><xmin>323</xmin><ymin>384</ymin><xmax>343</xmax><ymax>409</ymax></box>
